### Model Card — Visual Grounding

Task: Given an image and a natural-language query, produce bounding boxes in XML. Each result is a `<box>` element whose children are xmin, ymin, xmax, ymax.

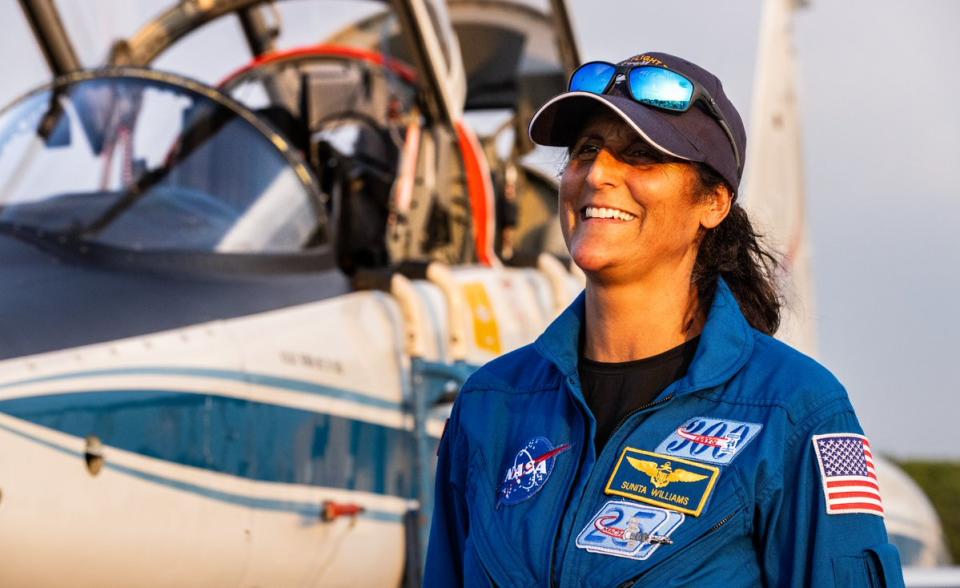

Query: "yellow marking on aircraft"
<box><xmin>463</xmin><ymin>282</ymin><xmax>502</xmax><ymax>355</ymax></box>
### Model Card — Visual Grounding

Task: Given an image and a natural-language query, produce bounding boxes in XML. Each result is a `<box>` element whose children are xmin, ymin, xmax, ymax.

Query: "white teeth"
<box><xmin>584</xmin><ymin>206</ymin><xmax>636</xmax><ymax>221</ymax></box>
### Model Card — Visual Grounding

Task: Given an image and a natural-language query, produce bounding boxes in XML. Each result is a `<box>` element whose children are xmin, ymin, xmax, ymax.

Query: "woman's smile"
<box><xmin>581</xmin><ymin>205</ymin><xmax>637</xmax><ymax>222</ymax></box>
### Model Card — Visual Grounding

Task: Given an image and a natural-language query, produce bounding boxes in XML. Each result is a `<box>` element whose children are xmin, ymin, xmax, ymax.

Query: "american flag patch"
<box><xmin>812</xmin><ymin>433</ymin><xmax>883</xmax><ymax>516</ymax></box>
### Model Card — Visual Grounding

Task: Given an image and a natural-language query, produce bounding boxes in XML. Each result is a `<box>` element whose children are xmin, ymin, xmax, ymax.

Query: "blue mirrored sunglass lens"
<box><xmin>569</xmin><ymin>62</ymin><xmax>617</xmax><ymax>94</ymax></box>
<box><xmin>628</xmin><ymin>68</ymin><xmax>694</xmax><ymax>111</ymax></box>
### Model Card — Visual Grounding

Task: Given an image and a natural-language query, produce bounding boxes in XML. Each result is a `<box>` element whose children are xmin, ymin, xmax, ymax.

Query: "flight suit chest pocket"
<box><xmin>464</xmin><ymin>452</ymin><xmax>539</xmax><ymax>588</ymax></box>
<box><xmin>462</xmin><ymin>536</ymin><xmax>497</xmax><ymax>588</ymax></box>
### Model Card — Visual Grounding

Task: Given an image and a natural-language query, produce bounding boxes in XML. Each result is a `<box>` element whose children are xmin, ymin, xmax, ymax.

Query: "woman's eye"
<box><xmin>573</xmin><ymin>143</ymin><xmax>600</xmax><ymax>158</ymax></box>
<box><xmin>626</xmin><ymin>146</ymin><xmax>659</xmax><ymax>161</ymax></box>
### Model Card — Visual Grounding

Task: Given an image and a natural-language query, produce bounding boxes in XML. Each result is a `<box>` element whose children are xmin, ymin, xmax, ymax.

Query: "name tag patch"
<box><xmin>655</xmin><ymin>416</ymin><xmax>762</xmax><ymax>465</ymax></box>
<box><xmin>605</xmin><ymin>448</ymin><xmax>719</xmax><ymax>516</ymax></box>
<box><xmin>575</xmin><ymin>500</ymin><xmax>684</xmax><ymax>561</ymax></box>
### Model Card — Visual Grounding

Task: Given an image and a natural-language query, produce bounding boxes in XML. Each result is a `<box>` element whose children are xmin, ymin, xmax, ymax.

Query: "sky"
<box><xmin>1</xmin><ymin>0</ymin><xmax>958</xmax><ymax>458</ymax></box>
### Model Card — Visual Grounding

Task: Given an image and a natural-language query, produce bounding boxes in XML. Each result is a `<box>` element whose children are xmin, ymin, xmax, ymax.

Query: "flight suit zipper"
<box><xmin>607</xmin><ymin>394</ymin><xmax>675</xmax><ymax>442</ymax></box>
<box><xmin>551</xmin><ymin>392</ymin><xmax>676</xmax><ymax>588</ymax></box>
<box><xmin>614</xmin><ymin>510</ymin><xmax>740</xmax><ymax>588</ymax></box>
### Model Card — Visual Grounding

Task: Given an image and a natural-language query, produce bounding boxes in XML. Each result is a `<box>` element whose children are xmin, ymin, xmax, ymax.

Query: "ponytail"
<box><xmin>692</xmin><ymin>164</ymin><xmax>782</xmax><ymax>335</ymax></box>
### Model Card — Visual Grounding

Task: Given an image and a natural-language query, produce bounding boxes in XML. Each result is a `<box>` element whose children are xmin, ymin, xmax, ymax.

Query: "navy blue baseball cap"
<box><xmin>528</xmin><ymin>52</ymin><xmax>747</xmax><ymax>192</ymax></box>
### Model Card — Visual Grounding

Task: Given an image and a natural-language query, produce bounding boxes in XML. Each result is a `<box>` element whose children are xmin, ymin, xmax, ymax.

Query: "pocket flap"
<box><xmin>833</xmin><ymin>543</ymin><xmax>904</xmax><ymax>588</ymax></box>
<box><xmin>867</xmin><ymin>543</ymin><xmax>905</xmax><ymax>588</ymax></box>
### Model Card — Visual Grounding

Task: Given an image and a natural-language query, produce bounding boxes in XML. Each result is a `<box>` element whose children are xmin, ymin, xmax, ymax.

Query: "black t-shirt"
<box><xmin>579</xmin><ymin>337</ymin><xmax>700</xmax><ymax>453</ymax></box>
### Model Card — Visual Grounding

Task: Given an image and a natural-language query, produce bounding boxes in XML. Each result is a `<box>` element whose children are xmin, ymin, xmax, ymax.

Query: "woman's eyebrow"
<box><xmin>575</xmin><ymin>133</ymin><xmax>605</xmax><ymax>144</ymax></box>
<box><xmin>629</xmin><ymin>141</ymin><xmax>658</xmax><ymax>151</ymax></box>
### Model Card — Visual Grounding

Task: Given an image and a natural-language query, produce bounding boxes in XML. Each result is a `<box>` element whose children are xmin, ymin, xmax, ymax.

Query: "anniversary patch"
<box><xmin>575</xmin><ymin>500</ymin><xmax>684</xmax><ymax>561</ymax></box>
<box><xmin>605</xmin><ymin>448</ymin><xmax>719</xmax><ymax>516</ymax></box>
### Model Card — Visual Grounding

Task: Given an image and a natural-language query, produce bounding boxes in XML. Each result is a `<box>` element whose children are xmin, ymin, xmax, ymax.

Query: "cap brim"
<box><xmin>528</xmin><ymin>91</ymin><xmax>704</xmax><ymax>162</ymax></box>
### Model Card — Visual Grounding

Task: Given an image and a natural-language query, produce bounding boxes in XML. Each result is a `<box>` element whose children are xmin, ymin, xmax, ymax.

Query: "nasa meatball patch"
<box><xmin>498</xmin><ymin>437</ymin><xmax>572</xmax><ymax>507</ymax></box>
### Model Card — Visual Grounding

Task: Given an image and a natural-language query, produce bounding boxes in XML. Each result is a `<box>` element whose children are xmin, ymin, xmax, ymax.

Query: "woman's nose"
<box><xmin>584</xmin><ymin>148</ymin><xmax>622</xmax><ymax>190</ymax></box>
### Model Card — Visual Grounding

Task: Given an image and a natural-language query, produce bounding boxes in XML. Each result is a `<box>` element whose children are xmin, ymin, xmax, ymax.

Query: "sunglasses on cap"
<box><xmin>569</xmin><ymin>61</ymin><xmax>743</xmax><ymax>177</ymax></box>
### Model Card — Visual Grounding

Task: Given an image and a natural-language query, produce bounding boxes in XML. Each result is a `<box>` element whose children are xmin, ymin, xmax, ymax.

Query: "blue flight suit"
<box><xmin>425</xmin><ymin>279</ymin><xmax>904</xmax><ymax>587</ymax></box>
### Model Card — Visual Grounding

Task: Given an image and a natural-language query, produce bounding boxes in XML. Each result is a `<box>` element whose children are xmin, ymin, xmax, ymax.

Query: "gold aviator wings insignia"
<box><xmin>627</xmin><ymin>456</ymin><xmax>709</xmax><ymax>488</ymax></box>
<box><xmin>667</xmin><ymin>468</ymin><xmax>708</xmax><ymax>483</ymax></box>
<box><xmin>626</xmin><ymin>457</ymin><xmax>660</xmax><ymax>477</ymax></box>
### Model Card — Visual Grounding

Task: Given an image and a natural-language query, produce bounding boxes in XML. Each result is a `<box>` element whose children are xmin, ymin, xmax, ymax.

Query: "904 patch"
<box><xmin>575</xmin><ymin>500</ymin><xmax>684</xmax><ymax>561</ymax></box>
<box><xmin>605</xmin><ymin>448</ymin><xmax>719</xmax><ymax>516</ymax></box>
<box><xmin>655</xmin><ymin>416</ymin><xmax>762</xmax><ymax>465</ymax></box>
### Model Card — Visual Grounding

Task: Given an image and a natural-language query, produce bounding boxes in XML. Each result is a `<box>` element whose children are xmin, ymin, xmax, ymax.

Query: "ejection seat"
<box><xmin>221</xmin><ymin>46</ymin><xmax>420</xmax><ymax>273</ymax></box>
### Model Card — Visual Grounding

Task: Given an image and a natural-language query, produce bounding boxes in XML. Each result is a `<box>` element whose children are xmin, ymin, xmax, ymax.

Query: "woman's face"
<box><xmin>559</xmin><ymin>111</ymin><xmax>724</xmax><ymax>285</ymax></box>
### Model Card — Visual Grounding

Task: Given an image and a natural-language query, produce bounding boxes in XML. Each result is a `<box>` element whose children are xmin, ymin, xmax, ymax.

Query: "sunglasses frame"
<box><xmin>569</xmin><ymin>61</ymin><xmax>743</xmax><ymax>178</ymax></box>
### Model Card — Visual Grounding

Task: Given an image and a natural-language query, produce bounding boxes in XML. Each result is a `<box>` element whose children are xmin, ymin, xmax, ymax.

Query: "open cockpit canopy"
<box><xmin>10</xmin><ymin>0</ymin><xmax>476</xmax><ymax>269</ymax></box>
<box><xmin>38</xmin><ymin>0</ymin><xmax>466</xmax><ymax>124</ymax></box>
<box><xmin>0</xmin><ymin>69</ymin><xmax>324</xmax><ymax>255</ymax></box>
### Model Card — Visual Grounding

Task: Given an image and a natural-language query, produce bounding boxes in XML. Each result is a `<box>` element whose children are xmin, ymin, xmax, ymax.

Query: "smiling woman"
<box><xmin>425</xmin><ymin>51</ymin><xmax>906</xmax><ymax>587</ymax></box>
<box><xmin>560</xmin><ymin>112</ymin><xmax>725</xmax><ymax>298</ymax></box>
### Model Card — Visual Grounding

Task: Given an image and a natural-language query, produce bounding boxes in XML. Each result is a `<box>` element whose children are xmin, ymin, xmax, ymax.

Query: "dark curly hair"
<box><xmin>691</xmin><ymin>163</ymin><xmax>782</xmax><ymax>335</ymax></box>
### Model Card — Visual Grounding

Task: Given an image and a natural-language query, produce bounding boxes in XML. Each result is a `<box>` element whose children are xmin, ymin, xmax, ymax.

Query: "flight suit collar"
<box><xmin>533</xmin><ymin>277</ymin><xmax>754</xmax><ymax>399</ymax></box>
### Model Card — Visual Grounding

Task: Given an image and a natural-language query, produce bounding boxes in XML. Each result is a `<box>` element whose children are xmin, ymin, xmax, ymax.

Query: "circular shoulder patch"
<box><xmin>498</xmin><ymin>436</ymin><xmax>569</xmax><ymax>506</ymax></box>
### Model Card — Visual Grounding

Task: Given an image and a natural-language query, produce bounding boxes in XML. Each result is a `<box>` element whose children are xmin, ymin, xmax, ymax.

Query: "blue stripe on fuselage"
<box><xmin>0</xmin><ymin>419</ymin><xmax>404</xmax><ymax>523</ymax></box>
<box><xmin>0</xmin><ymin>390</ymin><xmax>419</xmax><ymax>497</ymax></box>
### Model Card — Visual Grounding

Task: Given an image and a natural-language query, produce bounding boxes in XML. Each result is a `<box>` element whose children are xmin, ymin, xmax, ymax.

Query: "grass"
<box><xmin>897</xmin><ymin>460</ymin><xmax>960</xmax><ymax>563</ymax></box>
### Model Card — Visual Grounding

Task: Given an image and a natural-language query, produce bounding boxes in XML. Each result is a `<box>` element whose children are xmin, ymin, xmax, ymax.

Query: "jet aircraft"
<box><xmin>0</xmin><ymin>1</ymin><xmax>584</xmax><ymax>585</ymax></box>
<box><xmin>0</xmin><ymin>0</ymin><xmax>953</xmax><ymax>586</ymax></box>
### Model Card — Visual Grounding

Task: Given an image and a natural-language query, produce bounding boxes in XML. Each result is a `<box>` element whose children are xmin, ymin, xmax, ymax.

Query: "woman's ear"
<box><xmin>700</xmin><ymin>183</ymin><xmax>733</xmax><ymax>230</ymax></box>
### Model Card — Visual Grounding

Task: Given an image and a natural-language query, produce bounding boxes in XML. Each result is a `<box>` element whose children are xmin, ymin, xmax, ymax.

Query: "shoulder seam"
<box><xmin>692</xmin><ymin>384</ymin><xmax>848</xmax><ymax>417</ymax></box>
<box><xmin>755</xmin><ymin>395</ymin><xmax>854</xmax><ymax>505</ymax></box>
<box><xmin>692</xmin><ymin>391</ymin><xmax>797</xmax><ymax>410</ymax></box>
<box><xmin>459</xmin><ymin>383</ymin><xmax>561</xmax><ymax>396</ymax></box>
<box><xmin>459</xmin><ymin>371</ymin><xmax>564</xmax><ymax>396</ymax></box>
